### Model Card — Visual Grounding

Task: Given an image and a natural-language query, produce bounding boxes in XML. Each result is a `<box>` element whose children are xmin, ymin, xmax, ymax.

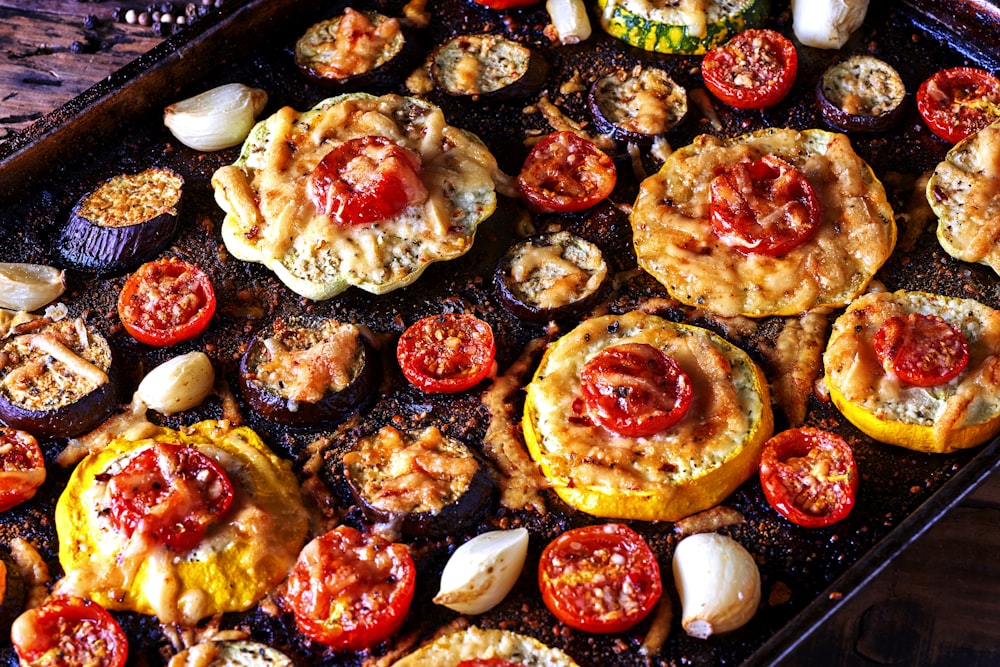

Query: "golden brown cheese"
<box><xmin>631</xmin><ymin>128</ymin><xmax>896</xmax><ymax>317</ymax></box>
<box><xmin>212</xmin><ymin>93</ymin><xmax>498</xmax><ymax>300</ymax></box>
<box><xmin>74</xmin><ymin>168</ymin><xmax>182</xmax><ymax>228</ymax></box>
<box><xmin>54</xmin><ymin>421</ymin><xmax>309</xmax><ymax>627</ymax></box>
<box><xmin>927</xmin><ymin>121</ymin><xmax>1000</xmax><ymax>275</ymax></box>
<box><xmin>295</xmin><ymin>9</ymin><xmax>402</xmax><ymax>80</ymax></box>
<box><xmin>257</xmin><ymin>321</ymin><xmax>362</xmax><ymax>403</ymax></box>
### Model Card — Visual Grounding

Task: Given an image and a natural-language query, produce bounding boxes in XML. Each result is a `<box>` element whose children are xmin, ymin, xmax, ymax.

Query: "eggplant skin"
<box><xmin>239</xmin><ymin>317</ymin><xmax>379</xmax><ymax>427</ymax></box>
<box><xmin>0</xmin><ymin>321</ymin><xmax>120</xmax><ymax>440</ymax></box>
<box><xmin>294</xmin><ymin>9</ymin><xmax>422</xmax><ymax>91</ymax></box>
<box><xmin>56</xmin><ymin>167</ymin><xmax>184</xmax><ymax>275</ymax></box>
<box><xmin>0</xmin><ymin>548</ymin><xmax>26</xmax><ymax>638</ymax></box>
<box><xmin>431</xmin><ymin>34</ymin><xmax>549</xmax><ymax>101</ymax></box>
<box><xmin>343</xmin><ymin>426</ymin><xmax>496</xmax><ymax>537</ymax></box>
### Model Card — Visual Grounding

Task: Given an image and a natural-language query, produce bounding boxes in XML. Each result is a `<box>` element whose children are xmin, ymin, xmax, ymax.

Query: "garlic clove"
<box><xmin>672</xmin><ymin>532</ymin><xmax>761</xmax><ymax>639</ymax></box>
<box><xmin>136</xmin><ymin>351</ymin><xmax>215</xmax><ymax>415</ymax></box>
<box><xmin>164</xmin><ymin>83</ymin><xmax>268</xmax><ymax>152</ymax></box>
<box><xmin>0</xmin><ymin>263</ymin><xmax>66</xmax><ymax>312</ymax></box>
<box><xmin>433</xmin><ymin>527</ymin><xmax>529</xmax><ymax>615</ymax></box>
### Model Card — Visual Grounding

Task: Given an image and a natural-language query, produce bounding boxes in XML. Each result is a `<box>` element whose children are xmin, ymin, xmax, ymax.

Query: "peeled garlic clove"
<box><xmin>164</xmin><ymin>83</ymin><xmax>268</xmax><ymax>151</ymax></box>
<box><xmin>137</xmin><ymin>351</ymin><xmax>215</xmax><ymax>415</ymax></box>
<box><xmin>433</xmin><ymin>527</ymin><xmax>529</xmax><ymax>615</ymax></box>
<box><xmin>0</xmin><ymin>263</ymin><xmax>65</xmax><ymax>312</ymax></box>
<box><xmin>791</xmin><ymin>0</ymin><xmax>869</xmax><ymax>49</ymax></box>
<box><xmin>672</xmin><ymin>532</ymin><xmax>761</xmax><ymax>639</ymax></box>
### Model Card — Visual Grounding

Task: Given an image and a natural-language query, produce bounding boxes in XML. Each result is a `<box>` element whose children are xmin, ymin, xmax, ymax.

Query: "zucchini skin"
<box><xmin>596</xmin><ymin>0</ymin><xmax>772</xmax><ymax>55</ymax></box>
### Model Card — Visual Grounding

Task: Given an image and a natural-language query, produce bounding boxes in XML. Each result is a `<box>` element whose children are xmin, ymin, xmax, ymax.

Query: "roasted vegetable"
<box><xmin>588</xmin><ymin>67</ymin><xmax>689</xmax><ymax>142</ymax></box>
<box><xmin>817</xmin><ymin>55</ymin><xmax>906</xmax><ymax>132</ymax></box>
<box><xmin>430</xmin><ymin>34</ymin><xmax>548</xmax><ymax>101</ymax></box>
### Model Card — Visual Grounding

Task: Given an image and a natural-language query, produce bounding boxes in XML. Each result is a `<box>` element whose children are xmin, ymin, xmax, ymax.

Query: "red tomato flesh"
<box><xmin>579</xmin><ymin>342</ymin><xmax>692</xmax><ymax>437</ymax></box>
<box><xmin>11</xmin><ymin>595</ymin><xmax>128</xmax><ymax>667</ymax></box>
<box><xmin>117</xmin><ymin>257</ymin><xmax>216</xmax><ymax>347</ymax></box>
<box><xmin>0</xmin><ymin>427</ymin><xmax>46</xmax><ymax>512</ymax></box>
<box><xmin>759</xmin><ymin>428</ymin><xmax>857</xmax><ymax>528</ymax></box>
<box><xmin>702</xmin><ymin>29</ymin><xmax>797</xmax><ymax>110</ymax></box>
<box><xmin>308</xmin><ymin>135</ymin><xmax>428</xmax><ymax>225</ymax></box>
<box><xmin>917</xmin><ymin>67</ymin><xmax>1000</xmax><ymax>144</ymax></box>
<box><xmin>107</xmin><ymin>442</ymin><xmax>234</xmax><ymax>552</ymax></box>
<box><xmin>396</xmin><ymin>313</ymin><xmax>496</xmax><ymax>393</ymax></box>
<box><xmin>538</xmin><ymin>523</ymin><xmax>662</xmax><ymax>634</ymax></box>
<box><xmin>873</xmin><ymin>312</ymin><xmax>969</xmax><ymax>387</ymax></box>
<box><xmin>285</xmin><ymin>525</ymin><xmax>416</xmax><ymax>650</ymax></box>
<box><xmin>516</xmin><ymin>131</ymin><xmax>617</xmax><ymax>213</ymax></box>
<box><xmin>710</xmin><ymin>154</ymin><xmax>821</xmax><ymax>256</ymax></box>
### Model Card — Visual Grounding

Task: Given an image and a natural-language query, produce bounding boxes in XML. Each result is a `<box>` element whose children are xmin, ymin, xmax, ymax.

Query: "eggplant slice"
<box><xmin>816</xmin><ymin>55</ymin><xmax>907</xmax><ymax>133</ymax></box>
<box><xmin>495</xmin><ymin>231</ymin><xmax>611</xmax><ymax>323</ymax></box>
<box><xmin>588</xmin><ymin>67</ymin><xmax>689</xmax><ymax>142</ymax></box>
<box><xmin>0</xmin><ymin>318</ymin><xmax>119</xmax><ymax>440</ymax></box>
<box><xmin>343</xmin><ymin>425</ymin><xmax>495</xmax><ymax>537</ymax></box>
<box><xmin>430</xmin><ymin>33</ymin><xmax>548</xmax><ymax>101</ymax></box>
<box><xmin>239</xmin><ymin>316</ymin><xmax>379</xmax><ymax>427</ymax></box>
<box><xmin>294</xmin><ymin>8</ymin><xmax>419</xmax><ymax>90</ymax></box>
<box><xmin>57</xmin><ymin>167</ymin><xmax>184</xmax><ymax>275</ymax></box>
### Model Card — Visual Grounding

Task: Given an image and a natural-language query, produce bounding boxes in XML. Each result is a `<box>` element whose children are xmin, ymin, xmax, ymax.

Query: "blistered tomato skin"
<box><xmin>516</xmin><ymin>131</ymin><xmax>617</xmax><ymax>213</ymax></box>
<box><xmin>702</xmin><ymin>29</ymin><xmax>798</xmax><ymax>109</ymax></box>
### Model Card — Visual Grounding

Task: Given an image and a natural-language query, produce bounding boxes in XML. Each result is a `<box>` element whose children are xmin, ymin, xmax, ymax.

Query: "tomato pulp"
<box><xmin>117</xmin><ymin>257</ymin><xmax>216</xmax><ymax>347</ymax></box>
<box><xmin>516</xmin><ymin>131</ymin><xmax>617</xmax><ymax>213</ymax></box>
<box><xmin>397</xmin><ymin>312</ymin><xmax>496</xmax><ymax>393</ymax></box>
<box><xmin>11</xmin><ymin>596</ymin><xmax>129</xmax><ymax>667</ymax></box>
<box><xmin>759</xmin><ymin>428</ymin><xmax>857</xmax><ymax>528</ymax></box>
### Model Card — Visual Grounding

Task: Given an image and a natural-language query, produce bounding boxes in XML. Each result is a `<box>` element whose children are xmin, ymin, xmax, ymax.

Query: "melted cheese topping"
<box><xmin>593</xmin><ymin>67</ymin><xmax>687</xmax><ymax>136</ymax></box>
<box><xmin>824</xmin><ymin>290</ymin><xmax>1000</xmax><ymax>438</ymax></box>
<box><xmin>54</xmin><ymin>421</ymin><xmax>309</xmax><ymax>627</ymax></box>
<box><xmin>212</xmin><ymin>94</ymin><xmax>498</xmax><ymax>300</ymax></box>
<box><xmin>503</xmin><ymin>232</ymin><xmax>607</xmax><ymax>311</ymax></box>
<box><xmin>631</xmin><ymin>128</ymin><xmax>896</xmax><ymax>317</ymax></box>
<box><xmin>821</xmin><ymin>56</ymin><xmax>904</xmax><ymax>117</ymax></box>
<box><xmin>526</xmin><ymin>312</ymin><xmax>767</xmax><ymax>493</ymax></box>
<box><xmin>392</xmin><ymin>626</ymin><xmax>580</xmax><ymax>667</ymax></box>
<box><xmin>74</xmin><ymin>168</ymin><xmax>182</xmax><ymax>228</ymax></box>
<box><xmin>0</xmin><ymin>318</ymin><xmax>111</xmax><ymax>411</ymax></box>
<box><xmin>433</xmin><ymin>34</ymin><xmax>532</xmax><ymax>95</ymax></box>
<box><xmin>927</xmin><ymin>121</ymin><xmax>1000</xmax><ymax>274</ymax></box>
<box><xmin>294</xmin><ymin>9</ymin><xmax>402</xmax><ymax>80</ymax></box>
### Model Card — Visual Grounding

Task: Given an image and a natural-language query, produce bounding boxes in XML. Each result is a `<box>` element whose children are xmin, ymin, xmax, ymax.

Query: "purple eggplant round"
<box><xmin>430</xmin><ymin>33</ymin><xmax>548</xmax><ymax>101</ymax></box>
<box><xmin>294</xmin><ymin>8</ymin><xmax>421</xmax><ymax>91</ymax></box>
<box><xmin>0</xmin><ymin>318</ymin><xmax>120</xmax><ymax>440</ymax></box>
<box><xmin>239</xmin><ymin>316</ymin><xmax>379</xmax><ymax>427</ymax></box>
<box><xmin>57</xmin><ymin>167</ymin><xmax>184</xmax><ymax>275</ymax></box>
<box><xmin>343</xmin><ymin>425</ymin><xmax>495</xmax><ymax>537</ymax></box>
<box><xmin>494</xmin><ymin>231</ymin><xmax>611</xmax><ymax>324</ymax></box>
<box><xmin>816</xmin><ymin>55</ymin><xmax>907</xmax><ymax>133</ymax></box>
<box><xmin>588</xmin><ymin>67</ymin><xmax>689</xmax><ymax>143</ymax></box>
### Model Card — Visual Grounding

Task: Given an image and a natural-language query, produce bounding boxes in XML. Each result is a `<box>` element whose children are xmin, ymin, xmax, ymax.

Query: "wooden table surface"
<box><xmin>2</xmin><ymin>2</ymin><xmax>1000</xmax><ymax>665</ymax></box>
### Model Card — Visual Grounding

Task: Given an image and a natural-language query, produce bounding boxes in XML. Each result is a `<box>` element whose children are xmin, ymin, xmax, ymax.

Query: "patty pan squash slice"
<box><xmin>55</xmin><ymin>420</ymin><xmax>309</xmax><ymax>626</ymax></box>
<box><xmin>523</xmin><ymin>311</ymin><xmax>773</xmax><ymax>522</ymax></box>
<box><xmin>596</xmin><ymin>0</ymin><xmax>771</xmax><ymax>55</ymax></box>
<box><xmin>824</xmin><ymin>290</ymin><xmax>1000</xmax><ymax>453</ymax></box>
<box><xmin>631</xmin><ymin>128</ymin><xmax>896</xmax><ymax>317</ymax></box>
<box><xmin>212</xmin><ymin>93</ymin><xmax>499</xmax><ymax>300</ymax></box>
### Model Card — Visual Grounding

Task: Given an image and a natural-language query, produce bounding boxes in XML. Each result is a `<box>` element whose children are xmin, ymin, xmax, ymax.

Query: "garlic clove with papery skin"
<box><xmin>164</xmin><ymin>83</ymin><xmax>268</xmax><ymax>151</ymax></box>
<box><xmin>672</xmin><ymin>532</ymin><xmax>761</xmax><ymax>639</ymax></box>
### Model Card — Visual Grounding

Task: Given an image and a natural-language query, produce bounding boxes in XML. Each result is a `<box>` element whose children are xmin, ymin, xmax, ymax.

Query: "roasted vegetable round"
<box><xmin>430</xmin><ymin>33</ymin><xmax>548</xmax><ymax>100</ymax></box>
<box><xmin>817</xmin><ymin>55</ymin><xmax>906</xmax><ymax>132</ymax></box>
<box><xmin>588</xmin><ymin>67</ymin><xmax>688</xmax><ymax>142</ymax></box>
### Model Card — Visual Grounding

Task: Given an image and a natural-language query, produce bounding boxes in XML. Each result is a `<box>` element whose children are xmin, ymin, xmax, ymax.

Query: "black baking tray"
<box><xmin>2</xmin><ymin>1</ymin><xmax>1000</xmax><ymax>665</ymax></box>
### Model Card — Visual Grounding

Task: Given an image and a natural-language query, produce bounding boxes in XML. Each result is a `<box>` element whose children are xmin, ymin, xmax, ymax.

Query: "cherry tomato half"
<box><xmin>702</xmin><ymin>29</ymin><xmax>798</xmax><ymax>110</ymax></box>
<box><xmin>284</xmin><ymin>525</ymin><xmax>416</xmax><ymax>650</ymax></box>
<box><xmin>873</xmin><ymin>312</ymin><xmax>969</xmax><ymax>387</ymax></box>
<box><xmin>579</xmin><ymin>342</ymin><xmax>692</xmax><ymax>437</ymax></box>
<box><xmin>710</xmin><ymin>154</ymin><xmax>821</xmax><ymax>256</ymax></box>
<box><xmin>516</xmin><ymin>131</ymin><xmax>617</xmax><ymax>213</ymax></box>
<box><xmin>11</xmin><ymin>595</ymin><xmax>129</xmax><ymax>667</ymax></box>
<box><xmin>539</xmin><ymin>523</ymin><xmax>662</xmax><ymax>634</ymax></box>
<box><xmin>107</xmin><ymin>442</ymin><xmax>234</xmax><ymax>552</ymax></box>
<box><xmin>916</xmin><ymin>67</ymin><xmax>1000</xmax><ymax>144</ymax></box>
<box><xmin>759</xmin><ymin>428</ymin><xmax>857</xmax><ymax>528</ymax></box>
<box><xmin>117</xmin><ymin>257</ymin><xmax>216</xmax><ymax>347</ymax></box>
<box><xmin>0</xmin><ymin>428</ymin><xmax>46</xmax><ymax>513</ymax></box>
<box><xmin>396</xmin><ymin>313</ymin><xmax>496</xmax><ymax>393</ymax></box>
<box><xmin>308</xmin><ymin>135</ymin><xmax>428</xmax><ymax>226</ymax></box>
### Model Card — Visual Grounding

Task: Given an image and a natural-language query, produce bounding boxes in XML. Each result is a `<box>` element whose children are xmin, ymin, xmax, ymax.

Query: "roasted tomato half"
<box><xmin>11</xmin><ymin>595</ymin><xmax>128</xmax><ymax>667</ymax></box>
<box><xmin>118</xmin><ymin>257</ymin><xmax>216</xmax><ymax>347</ymax></box>
<box><xmin>702</xmin><ymin>29</ymin><xmax>797</xmax><ymax>110</ymax></box>
<box><xmin>538</xmin><ymin>523</ymin><xmax>662</xmax><ymax>634</ymax></box>
<box><xmin>516</xmin><ymin>131</ymin><xmax>617</xmax><ymax>213</ymax></box>
<box><xmin>917</xmin><ymin>67</ymin><xmax>1000</xmax><ymax>144</ymax></box>
<box><xmin>710</xmin><ymin>154</ymin><xmax>821</xmax><ymax>256</ymax></box>
<box><xmin>0</xmin><ymin>428</ymin><xmax>46</xmax><ymax>513</ymax></box>
<box><xmin>285</xmin><ymin>525</ymin><xmax>416</xmax><ymax>650</ymax></box>
<box><xmin>873</xmin><ymin>312</ymin><xmax>969</xmax><ymax>387</ymax></box>
<box><xmin>396</xmin><ymin>313</ymin><xmax>496</xmax><ymax>393</ymax></box>
<box><xmin>759</xmin><ymin>427</ymin><xmax>857</xmax><ymax>528</ymax></box>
